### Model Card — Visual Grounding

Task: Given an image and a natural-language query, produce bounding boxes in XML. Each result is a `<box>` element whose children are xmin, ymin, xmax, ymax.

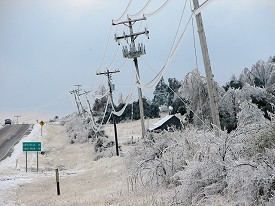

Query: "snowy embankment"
<box><xmin>0</xmin><ymin>119</ymin><xmax>159</xmax><ymax>206</ymax></box>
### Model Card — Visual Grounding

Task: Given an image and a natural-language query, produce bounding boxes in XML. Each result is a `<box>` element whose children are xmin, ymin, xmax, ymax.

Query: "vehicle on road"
<box><xmin>4</xmin><ymin>119</ymin><xmax>12</xmax><ymax>125</ymax></box>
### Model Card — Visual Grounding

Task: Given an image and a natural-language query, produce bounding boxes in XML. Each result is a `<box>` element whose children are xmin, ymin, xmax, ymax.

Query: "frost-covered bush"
<box><xmin>125</xmin><ymin>103</ymin><xmax>275</xmax><ymax>205</ymax></box>
<box><xmin>94</xmin><ymin>136</ymin><xmax>118</xmax><ymax>161</ymax></box>
<box><xmin>62</xmin><ymin>113</ymin><xmax>118</xmax><ymax>160</ymax></box>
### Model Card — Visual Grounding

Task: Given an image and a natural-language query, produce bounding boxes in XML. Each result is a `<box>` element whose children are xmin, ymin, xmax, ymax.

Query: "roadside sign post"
<box><xmin>23</xmin><ymin>142</ymin><xmax>41</xmax><ymax>172</ymax></box>
<box><xmin>56</xmin><ymin>169</ymin><xmax>61</xmax><ymax>195</ymax></box>
<box><xmin>26</xmin><ymin>151</ymin><xmax>27</xmax><ymax>173</ymax></box>
<box><xmin>39</xmin><ymin>121</ymin><xmax>45</xmax><ymax>136</ymax></box>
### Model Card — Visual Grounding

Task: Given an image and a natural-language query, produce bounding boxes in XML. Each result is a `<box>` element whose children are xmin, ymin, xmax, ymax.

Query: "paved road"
<box><xmin>0</xmin><ymin>124</ymin><xmax>32</xmax><ymax>161</ymax></box>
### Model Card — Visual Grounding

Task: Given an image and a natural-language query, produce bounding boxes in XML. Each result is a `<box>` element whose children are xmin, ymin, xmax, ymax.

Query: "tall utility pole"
<box><xmin>192</xmin><ymin>0</ymin><xmax>221</xmax><ymax>135</ymax></box>
<box><xmin>14</xmin><ymin>115</ymin><xmax>21</xmax><ymax>124</ymax></box>
<box><xmin>113</xmin><ymin>16</ymin><xmax>149</xmax><ymax>138</ymax></box>
<box><xmin>96</xmin><ymin>69</ymin><xmax>120</xmax><ymax>156</ymax></box>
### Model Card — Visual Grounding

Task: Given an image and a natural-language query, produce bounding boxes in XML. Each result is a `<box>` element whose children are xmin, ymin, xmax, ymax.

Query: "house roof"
<box><xmin>148</xmin><ymin>115</ymin><xmax>179</xmax><ymax>131</ymax></box>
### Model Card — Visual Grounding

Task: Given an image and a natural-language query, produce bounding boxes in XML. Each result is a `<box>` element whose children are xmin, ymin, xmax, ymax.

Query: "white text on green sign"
<box><xmin>23</xmin><ymin>142</ymin><xmax>41</xmax><ymax>151</ymax></box>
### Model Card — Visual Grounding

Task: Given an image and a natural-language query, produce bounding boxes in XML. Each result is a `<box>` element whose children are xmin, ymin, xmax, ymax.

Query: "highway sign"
<box><xmin>23</xmin><ymin>142</ymin><xmax>41</xmax><ymax>151</ymax></box>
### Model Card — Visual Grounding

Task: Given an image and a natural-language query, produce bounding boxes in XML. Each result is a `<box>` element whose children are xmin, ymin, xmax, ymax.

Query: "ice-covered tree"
<box><xmin>223</xmin><ymin>74</ymin><xmax>243</xmax><ymax>92</ymax></box>
<box><xmin>178</xmin><ymin>69</ymin><xmax>212</xmax><ymax>127</ymax></box>
<box><xmin>92</xmin><ymin>85</ymin><xmax>108</xmax><ymax>113</ymax></box>
<box><xmin>239</xmin><ymin>59</ymin><xmax>274</xmax><ymax>88</ymax></box>
<box><xmin>219</xmin><ymin>88</ymin><xmax>238</xmax><ymax>132</ymax></box>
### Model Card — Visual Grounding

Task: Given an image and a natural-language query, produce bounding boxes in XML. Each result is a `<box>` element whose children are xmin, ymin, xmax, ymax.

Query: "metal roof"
<box><xmin>148</xmin><ymin>115</ymin><xmax>176</xmax><ymax>131</ymax></box>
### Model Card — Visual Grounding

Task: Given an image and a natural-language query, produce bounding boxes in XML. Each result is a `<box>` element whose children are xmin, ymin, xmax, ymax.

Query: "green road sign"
<box><xmin>23</xmin><ymin>142</ymin><xmax>41</xmax><ymax>151</ymax></box>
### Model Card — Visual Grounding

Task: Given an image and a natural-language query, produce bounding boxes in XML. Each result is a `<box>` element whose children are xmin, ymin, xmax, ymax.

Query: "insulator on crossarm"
<box><xmin>145</xmin><ymin>27</ymin><xmax>149</xmax><ymax>39</ymax></box>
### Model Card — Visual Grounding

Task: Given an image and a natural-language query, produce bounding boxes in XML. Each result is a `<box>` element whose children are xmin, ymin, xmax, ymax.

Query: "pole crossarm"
<box><xmin>115</xmin><ymin>30</ymin><xmax>149</xmax><ymax>41</ymax></box>
<box><xmin>112</xmin><ymin>16</ymin><xmax>147</xmax><ymax>26</ymax></box>
<box><xmin>96</xmin><ymin>69</ymin><xmax>120</xmax><ymax>77</ymax></box>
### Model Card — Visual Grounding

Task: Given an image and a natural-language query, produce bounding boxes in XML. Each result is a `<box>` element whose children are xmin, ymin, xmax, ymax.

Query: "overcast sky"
<box><xmin>1</xmin><ymin>0</ymin><xmax>275</xmax><ymax>123</ymax></box>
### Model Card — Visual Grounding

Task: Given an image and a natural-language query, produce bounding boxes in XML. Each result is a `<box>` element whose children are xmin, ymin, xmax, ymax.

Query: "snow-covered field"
<box><xmin>1</xmin><ymin>110</ymin><xmax>274</xmax><ymax>205</ymax></box>
<box><xmin>0</xmin><ymin>119</ymin><xmax>161</xmax><ymax>206</ymax></box>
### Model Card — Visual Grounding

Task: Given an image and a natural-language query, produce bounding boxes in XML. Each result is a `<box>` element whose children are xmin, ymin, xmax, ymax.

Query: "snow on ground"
<box><xmin>0</xmin><ymin>118</ymin><xmax>162</xmax><ymax>206</ymax></box>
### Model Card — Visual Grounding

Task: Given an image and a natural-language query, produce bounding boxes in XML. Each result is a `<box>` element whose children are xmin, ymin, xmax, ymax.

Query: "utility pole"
<box><xmin>79</xmin><ymin>90</ymin><xmax>93</xmax><ymax>115</ymax></box>
<box><xmin>70</xmin><ymin>89</ymin><xmax>81</xmax><ymax>115</ymax></box>
<box><xmin>192</xmin><ymin>0</ymin><xmax>221</xmax><ymax>135</ymax></box>
<box><xmin>96</xmin><ymin>69</ymin><xmax>120</xmax><ymax>156</ymax></box>
<box><xmin>74</xmin><ymin>84</ymin><xmax>86</xmax><ymax>115</ymax></box>
<box><xmin>14</xmin><ymin>115</ymin><xmax>21</xmax><ymax>124</ymax></box>
<box><xmin>113</xmin><ymin>16</ymin><xmax>149</xmax><ymax>138</ymax></box>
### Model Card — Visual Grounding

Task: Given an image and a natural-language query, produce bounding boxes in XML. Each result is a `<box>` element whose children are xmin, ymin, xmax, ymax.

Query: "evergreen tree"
<box><xmin>152</xmin><ymin>76</ymin><xmax>168</xmax><ymax>106</ymax></box>
<box><xmin>167</xmin><ymin>77</ymin><xmax>181</xmax><ymax>106</ymax></box>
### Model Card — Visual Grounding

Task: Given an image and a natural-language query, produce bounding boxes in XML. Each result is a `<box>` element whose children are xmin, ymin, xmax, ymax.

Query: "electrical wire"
<box><xmin>113</xmin><ymin>0</ymin><xmax>133</xmax><ymax>24</ymax></box>
<box><xmin>189</xmin><ymin>0</ymin><xmax>198</xmax><ymax>69</ymax></box>
<box><xmin>110</xmin><ymin>74</ymin><xmax>135</xmax><ymax>117</ymax></box>
<box><xmin>107</xmin><ymin>44</ymin><xmax>121</xmax><ymax>69</ymax></box>
<box><xmin>136</xmin><ymin>0</ymin><xmax>213</xmax><ymax>89</ymax></box>
<box><xmin>139</xmin><ymin>57</ymin><xmax>221</xmax><ymax>134</ymax></box>
<box><xmin>144</xmin><ymin>0</ymin><xmax>171</xmax><ymax>17</ymax></box>
<box><xmin>135</xmin><ymin>0</ymin><xmax>189</xmax><ymax>89</ymax></box>
<box><xmin>193</xmin><ymin>0</ymin><xmax>213</xmax><ymax>16</ymax></box>
<box><xmin>96</xmin><ymin>24</ymin><xmax>113</xmax><ymax>73</ymax></box>
<box><xmin>129</xmin><ymin>0</ymin><xmax>153</xmax><ymax>18</ymax></box>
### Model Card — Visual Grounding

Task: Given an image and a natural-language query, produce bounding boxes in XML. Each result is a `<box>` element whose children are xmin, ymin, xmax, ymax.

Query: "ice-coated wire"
<box><xmin>107</xmin><ymin>44</ymin><xmax>121</xmax><ymax>69</ymax></box>
<box><xmin>110</xmin><ymin>74</ymin><xmax>135</xmax><ymax>117</ymax></box>
<box><xmin>89</xmin><ymin>95</ymin><xmax>111</xmax><ymax>133</ymax></box>
<box><xmin>96</xmin><ymin>25</ymin><xmax>113</xmax><ymax>73</ymax></box>
<box><xmin>135</xmin><ymin>0</ymin><xmax>214</xmax><ymax>90</ymax></box>
<box><xmin>193</xmin><ymin>0</ymin><xmax>213</xmax><ymax>16</ymax></box>
<box><xmin>113</xmin><ymin>0</ymin><xmax>133</xmax><ymax>24</ymax></box>
<box><xmin>144</xmin><ymin>0</ymin><xmax>171</xmax><ymax>17</ymax></box>
<box><xmin>135</xmin><ymin>0</ymin><xmax>189</xmax><ymax>89</ymax></box>
<box><xmin>139</xmin><ymin>57</ymin><xmax>221</xmax><ymax>135</ymax></box>
<box><xmin>129</xmin><ymin>0</ymin><xmax>153</xmax><ymax>18</ymax></box>
<box><xmin>111</xmin><ymin>91</ymin><xmax>133</xmax><ymax>116</ymax></box>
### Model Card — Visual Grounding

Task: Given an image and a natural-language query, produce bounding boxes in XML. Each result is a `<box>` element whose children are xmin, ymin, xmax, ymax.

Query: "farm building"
<box><xmin>148</xmin><ymin>115</ymin><xmax>182</xmax><ymax>132</ymax></box>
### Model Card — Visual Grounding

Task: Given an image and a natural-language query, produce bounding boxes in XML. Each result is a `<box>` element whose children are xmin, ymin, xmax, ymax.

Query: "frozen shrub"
<box><xmin>124</xmin><ymin>105</ymin><xmax>275</xmax><ymax>205</ymax></box>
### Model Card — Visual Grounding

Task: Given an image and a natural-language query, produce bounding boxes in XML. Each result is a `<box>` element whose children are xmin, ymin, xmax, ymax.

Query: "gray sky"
<box><xmin>1</xmin><ymin>0</ymin><xmax>275</xmax><ymax>123</ymax></box>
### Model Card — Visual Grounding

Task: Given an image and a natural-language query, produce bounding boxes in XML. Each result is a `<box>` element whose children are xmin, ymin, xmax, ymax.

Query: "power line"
<box><xmin>129</xmin><ymin>0</ymin><xmax>153</xmax><ymax>18</ymax></box>
<box><xmin>113</xmin><ymin>0</ymin><xmax>133</xmax><ymax>24</ymax></box>
<box><xmin>144</xmin><ymin>0</ymin><xmax>172</xmax><ymax>17</ymax></box>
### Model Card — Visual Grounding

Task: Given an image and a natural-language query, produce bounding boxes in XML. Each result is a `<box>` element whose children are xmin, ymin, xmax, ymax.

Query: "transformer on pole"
<box><xmin>112</xmin><ymin>15</ymin><xmax>149</xmax><ymax>138</ymax></box>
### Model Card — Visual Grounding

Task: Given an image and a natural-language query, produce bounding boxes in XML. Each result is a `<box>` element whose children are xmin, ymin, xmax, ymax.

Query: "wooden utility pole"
<box><xmin>74</xmin><ymin>85</ymin><xmax>86</xmax><ymax>115</ymax></box>
<box><xmin>96</xmin><ymin>69</ymin><xmax>120</xmax><ymax>156</ymax></box>
<box><xmin>79</xmin><ymin>90</ymin><xmax>93</xmax><ymax>114</ymax></box>
<box><xmin>70</xmin><ymin>89</ymin><xmax>81</xmax><ymax>115</ymax></box>
<box><xmin>113</xmin><ymin>16</ymin><xmax>149</xmax><ymax>138</ymax></box>
<box><xmin>192</xmin><ymin>0</ymin><xmax>221</xmax><ymax>135</ymax></box>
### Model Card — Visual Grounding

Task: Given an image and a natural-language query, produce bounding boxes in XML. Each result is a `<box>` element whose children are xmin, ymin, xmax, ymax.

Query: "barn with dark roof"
<box><xmin>148</xmin><ymin>115</ymin><xmax>182</xmax><ymax>132</ymax></box>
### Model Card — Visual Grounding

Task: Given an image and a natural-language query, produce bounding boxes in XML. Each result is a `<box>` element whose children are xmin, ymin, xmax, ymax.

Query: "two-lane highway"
<box><xmin>0</xmin><ymin>124</ymin><xmax>32</xmax><ymax>161</ymax></box>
